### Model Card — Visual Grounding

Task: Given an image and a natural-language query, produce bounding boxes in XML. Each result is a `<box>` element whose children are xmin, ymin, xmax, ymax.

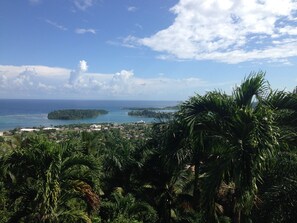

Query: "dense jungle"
<box><xmin>1</xmin><ymin>73</ymin><xmax>297</xmax><ymax>223</ymax></box>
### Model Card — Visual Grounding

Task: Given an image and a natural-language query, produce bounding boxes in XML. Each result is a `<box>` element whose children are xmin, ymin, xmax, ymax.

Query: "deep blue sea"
<box><xmin>0</xmin><ymin>99</ymin><xmax>179</xmax><ymax>130</ymax></box>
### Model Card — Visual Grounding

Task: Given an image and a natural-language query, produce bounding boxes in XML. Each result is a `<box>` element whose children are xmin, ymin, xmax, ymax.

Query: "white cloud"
<box><xmin>64</xmin><ymin>68</ymin><xmax>212</xmax><ymax>99</ymax></box>
<box><xmin>0</xmin><ymin>62</ymin><xmax>233</xmax><ymax>100</ymax></box>
<box><xmin>46</xmin><ymin>19</ymin><xmax>68</xmax><ymax>31</ymax></box>
<box><xmin>75</xmin><ymin>28</ymin><xmax>96</xmax><ymax>34</ymax></box>
<box><xmin>279</xmin><ymin>26</ymin><xmax>297</xmax><ymax>35</ymax></box>
<box><xmin>128</xmin><ymin>0</ymin><xmax>297</xmax><ymax>64</ymax></box>
<box><xmin>127</xmin><ymin>6</ymin><xmax>137</xmax><ymax>12</ymax></box>
<box><xmin>0</xmin><ymin>75</ymin><xmax>8</xmax><ymax>88</ymax></box>
<box><xmin>79</xmin><ymin>60</ymin><xmax>88</xmax><ymax>72</ymax></box>
<box><xmin>68</xmin><ymin>60</ymin><xmax>88</xmax><ymax>84</ymax></box>
<box><xmin>0</xmin><ymin>65</ymin><xmax>70</xmax><ymax>98</ymax></box>
<box><xmin>122</xmin><ymin>35</ymin><xmax>139</xmax><ymax>48</ymax></box>
<box><xmin>113</xmin><ymin>70</ymin><xmax>134</xmax><ymax>80</ymax></box>
<box><xmin>0</xmin><ymin>65</ymin><xmax>70</xmax><ymax>78</ymax></box>
<box><xmin>38</xmin><ymin>82</ymin><xmax>56</xmax><ymax>90</ymax></box>
<box><xmin>74</xmin><ymin>0</ymin><xmax>95</xmax><ymax>11</ymax></box>
<box><xmin>13</xmin><ymin>69</ymin><xmax>37</xmax><ymax>88</ymax></box>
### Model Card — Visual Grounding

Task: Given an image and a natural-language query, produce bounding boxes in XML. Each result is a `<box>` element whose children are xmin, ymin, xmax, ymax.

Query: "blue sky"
<box><xmin>1</xmin><ymin>0</ymin><xmax>297</xmax><ymax>100</ymax></box>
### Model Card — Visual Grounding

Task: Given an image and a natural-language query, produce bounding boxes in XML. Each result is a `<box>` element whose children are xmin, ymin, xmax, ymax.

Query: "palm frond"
<box><xmin>233</xmin><ymin>71</ymin><xmax>268</xmax><ymax>107</ymax></box>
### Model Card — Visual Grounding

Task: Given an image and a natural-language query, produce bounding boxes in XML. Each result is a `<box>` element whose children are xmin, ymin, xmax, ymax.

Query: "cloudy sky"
<box><xmin>1</xmin><ymin>0</ymin><xmax>297</xmax><ymax>100</ymax></box>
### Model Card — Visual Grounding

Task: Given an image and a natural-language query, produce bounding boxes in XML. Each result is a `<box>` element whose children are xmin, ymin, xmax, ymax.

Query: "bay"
<box><xmin>0</xmin><ymin>99</ymin><xmax>179</xmax><ymax>130</ymax></box>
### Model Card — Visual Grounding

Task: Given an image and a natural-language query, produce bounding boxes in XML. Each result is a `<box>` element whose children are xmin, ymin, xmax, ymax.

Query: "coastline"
<box><xmin>0</xmin><ymin>99</ymin><xmax>179</xmax><ymax>131</ymax></box>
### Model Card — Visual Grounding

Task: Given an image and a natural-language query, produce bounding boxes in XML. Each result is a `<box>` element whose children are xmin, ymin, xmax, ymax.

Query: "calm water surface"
<box><xmin>0</xmin><ymin>99</ymin><xmax>179</xmax><ymax>130</ymax></box>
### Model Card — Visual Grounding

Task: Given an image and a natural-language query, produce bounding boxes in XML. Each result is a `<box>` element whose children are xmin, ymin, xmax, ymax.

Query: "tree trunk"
<box><xmin>193</xmin><ymin>160</ymin><xmax>200</xmax><ymax>210</ymax></box>
<box><xmin>233</xmin><ymin>209</ymin><xmax>241</xmax><ymax>223</ymax></box>
<box><xmin>233</xmin><ymin>189</ymin><xmax>241</xmax><ymax>223</ymax></box>
<box><xmin>193</xmin><ymin>132</ymin><xmax>203</xmax><ymax>210</ymax></box>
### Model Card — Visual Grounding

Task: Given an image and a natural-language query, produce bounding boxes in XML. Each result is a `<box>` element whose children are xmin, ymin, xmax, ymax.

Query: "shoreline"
<box><xmin>0</xmin><ymin>100</ymin><xmax>179</xmax><ymax>131</ymax></box>
<box><xmin>0</xmin><ymin>121</ymin><xmax>151</xmax><ymax>134</ymax></box>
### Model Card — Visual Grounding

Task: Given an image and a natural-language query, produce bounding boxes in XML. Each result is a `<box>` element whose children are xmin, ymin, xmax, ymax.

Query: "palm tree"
<box><xmin>265</xmin><ymin>90</ymin><xmax>297</xmax><ymax>149</ymax></box>
<box><xmin>252</xmin><ymin>150</ymin><xmax>297</xmax><ymax>223</ymax></box>
<box><xmin>133</xmin><ymin>121</ymin><xmax>196</xmax><ymax>223</ymax></box>
<box><xmin>100</xmin><ymin>190</ymin><xmax>158</xmax><ymax>223</ymax></box>
<box><xmin>181</xmin><ymin>72</ymin><xmax>280</xmax><ymax>222</ymax></box>
<box><xmin>251</xmin><ymin>89</ymin><xmax>297</xmax><ymax>223</ymax></box>
<box><xmin>2</xmin><ymin>135</ymin><xmax>100</xmax><ymax>223</ymax></box>
<box><xmin>95</xmin><ymin>129</ymin><xmax>139</xmax><ymax>195</ymax></box>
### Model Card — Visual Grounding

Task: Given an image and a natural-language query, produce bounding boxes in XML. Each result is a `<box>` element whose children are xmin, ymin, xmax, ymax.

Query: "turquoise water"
<box><xmin>0</xmin><ymin>99</ymin><xmax>179</xmax><ymax>130</ymax></box>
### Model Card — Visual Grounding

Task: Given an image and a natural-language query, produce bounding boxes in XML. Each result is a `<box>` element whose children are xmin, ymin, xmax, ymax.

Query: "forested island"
<box><xmin>128</xmin><ymin>109</ymin><xmax>174</xmax><ymax>119</ymax></box>
<box><xmin>48</xmin><ymin>109</ymin><xmax>108</xmax><ymax>120</ymax></box>
<box><xmin>123</xmin><ymin>105</ymin><xmax>179</xmax><ymax>110</ymax></box>
<box><xmin>1</xmin><ymin>73</ymin><xmax>297</xmax><ymax>223</ymax></box>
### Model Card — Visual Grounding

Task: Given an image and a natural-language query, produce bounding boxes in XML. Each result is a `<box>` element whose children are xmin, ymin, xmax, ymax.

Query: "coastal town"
<box><xmin>0</xmin><ymin>121</ymin><xmax>150</xmax><ymax>147</ymax></box>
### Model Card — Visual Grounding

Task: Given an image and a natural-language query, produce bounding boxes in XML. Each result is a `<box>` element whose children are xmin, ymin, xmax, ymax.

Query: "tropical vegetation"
<box><xmin>128</xmin><ymin>109</ymin><xmax>174</xmax><ymax>119</ymax></box>
<box><xmin>48</xmin><ymin>109</ymin><xmax>108</xmax><ymax>120</ymax></box>
<box><xmin>1</xmin><ymin>72</ymin><xmax>297</xmax><ymax>222</ymax></box>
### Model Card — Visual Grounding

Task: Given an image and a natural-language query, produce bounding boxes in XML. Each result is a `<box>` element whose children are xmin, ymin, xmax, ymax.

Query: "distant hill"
<box><xmin>48</xmin><ymin>109</ymin><xmax>108</xmax><ymax>120</ymax></box>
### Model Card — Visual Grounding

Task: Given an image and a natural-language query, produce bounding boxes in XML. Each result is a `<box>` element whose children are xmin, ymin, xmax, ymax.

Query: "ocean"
<box><xmin>0</xmin><ymin>99</ymin><xmax>179</xmax><ymax>130</ymax></box>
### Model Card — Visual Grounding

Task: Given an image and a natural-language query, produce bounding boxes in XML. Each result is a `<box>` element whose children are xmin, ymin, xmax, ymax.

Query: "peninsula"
<box><xmin>123</xmin><ymin>105</ymin><xmax>179</xmax><ymax>110</ymax></box>
<box><xmin>128</xmin><ymin>109</ymin><xmax>173</xmax><ymax>119</ymax></box>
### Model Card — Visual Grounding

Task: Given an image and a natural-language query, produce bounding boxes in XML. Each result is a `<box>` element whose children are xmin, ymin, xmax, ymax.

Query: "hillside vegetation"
<box><xmin>128</xmin><ymin>109</ymin><xmax>174</xmax><ymax>119</ymax></box>
<box><xmin>1</xmin><ymin>72</ymin><xmax>297</xmax><ymax>223</ymax></box>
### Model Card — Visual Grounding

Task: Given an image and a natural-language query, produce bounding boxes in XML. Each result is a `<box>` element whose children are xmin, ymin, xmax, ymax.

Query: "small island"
<box><xmin>48</xmin><ymin>109</ymin><xmax>108</xmax><ymax>120</ymax></box>
<box><xmin>123</xmin><ymin>105</ymin><xmax>179</xmax><ymax>110</ymax></box>
<box><xmin>128</xmin><ymin>109</ymin><xmax>173</xmax><ymax>119</ymax></box>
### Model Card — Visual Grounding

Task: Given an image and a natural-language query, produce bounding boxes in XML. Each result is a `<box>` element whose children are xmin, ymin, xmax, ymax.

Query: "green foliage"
<box><xmin>1</xmin><ymin>135</ymin><xmax>100</xmax><ymax>222</ymax></box>
<box><xmin>48</xmin><ymin>109</ymin><xmax>108</xmax><ymax>120</ymax></box>
<box><xmin>2</xmin><ymin>73</ymin><xmax>297</xmax><ymax>223</ymax></box>
<box><xmin>180</xmin><ymin>72</ymin><xmax>297</xmax><ymax>222</ymax></box>
<box><xmin>252</xmin><ymin>152</ymin><xmax>297</xmax><ymax>222</ymax></box>
<box><xmin>100</xmin><ymin>192</ymin><xmax>157</xmax><ymax>223</ymax></box>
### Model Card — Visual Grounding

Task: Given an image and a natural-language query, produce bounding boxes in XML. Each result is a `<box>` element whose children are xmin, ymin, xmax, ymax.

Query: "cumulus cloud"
<box><xmin>64</xmin><ymin>68</ymin><xmax>212</xmax><ymax>99</ymax></box>
<box><xmin>68</xmin><ymin>60</ymin><xmax>88</xmax><ymax>84</ymax></box>
<box><xmin>75</xmin><ymin>28</ymin><xmax>96</xmax><ymax>34</ymax></box>
<box><xmin>0</xmin><ymin>75</ymin><xmax>8</xmax><ymax>88</ymax></box>
<box><xmin>127</xmin><ymin>0</ymin><xmax>297</xmax><ymax>64</ymax></box>
<box><xmin>113</xmin><ymin>70</ymin><xmax>134</xmax><ymax>80</ymax></box>
<box><xmin>0</xmin><ymin>62</ymin><xmax>232</xmax><ymax>100</ymax></box>
<box><xmin>0</xmin><ymin>67</ymin><xmax>57</xmax><ymax>97</ymax></box>
<box><xmin>0</xmin><ymin>65</ymin><xmax>70</xmax><ymax>77</ymax></box>
<box><xmin>74</xmin><ymin>0</ymin><xmax>95</xmax><ymax>11</ymax></box>
<box><xmin>13</xmin><ymin>69</ymin><xmax>37</xmax><ymax>88</ymax></box>
<box><xmin>0</xmin><ymin>65</ymin><xmax>69</xmax><ymax>98</ymax></box>
<box><xmin>108</xmin><ymin>70</ymin><xmax>135</xmax><ymax>95</ymax></box>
